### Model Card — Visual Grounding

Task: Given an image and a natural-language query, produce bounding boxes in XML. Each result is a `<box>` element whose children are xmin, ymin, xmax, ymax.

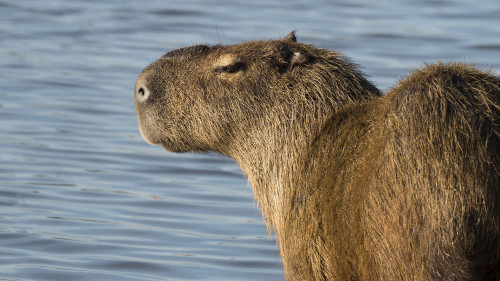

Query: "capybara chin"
<box><xmin>134</xmin><ymin>32</ymin><xmax>500</xmax><ymax>280</ymax></box>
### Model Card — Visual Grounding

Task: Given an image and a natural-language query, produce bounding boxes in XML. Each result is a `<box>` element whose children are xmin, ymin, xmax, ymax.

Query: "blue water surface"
<box><xmin>1</xmin><ymin>0</ymin><xmax>499</xmax><ymax>280</ymax></box>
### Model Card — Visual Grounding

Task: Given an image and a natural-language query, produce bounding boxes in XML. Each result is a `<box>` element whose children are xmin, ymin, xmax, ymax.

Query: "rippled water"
<box><xmin>1</xmin><ymin>0</ymin><xmax>499</xmax><ymax>280</ymax></box>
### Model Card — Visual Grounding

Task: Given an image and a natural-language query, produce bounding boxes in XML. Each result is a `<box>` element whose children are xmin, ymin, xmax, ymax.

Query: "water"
<box><xmin>1</xmin><ymin>0</ymin><xmax>499</xmax><ymax>280</ymax></box>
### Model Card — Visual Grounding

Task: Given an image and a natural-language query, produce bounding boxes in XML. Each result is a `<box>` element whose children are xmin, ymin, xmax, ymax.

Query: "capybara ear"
<box><xmin>274</xmin><ymin>44</ymin><xmax>309</xmax><ymax>74</ymax></box>
<box><xmin>284</xmin><ymin>31</ymin><xmax>297</xmax><ymax>42</ymax></box>
<box><xmin>289</xmin><ymin>51</ymin><xmax>307</xmax><ymax>68</ymax></box>
<box><xmin>274</xmin><ymin>44</ymin><xmax>309</xmax><ymax>73</ymax></box>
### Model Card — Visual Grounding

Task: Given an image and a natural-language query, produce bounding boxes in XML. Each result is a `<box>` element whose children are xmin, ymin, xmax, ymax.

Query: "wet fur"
<box><xmin>135</xmin><ymin>33</ymin><xmax>500</xmax><ymax>280</ymax></box>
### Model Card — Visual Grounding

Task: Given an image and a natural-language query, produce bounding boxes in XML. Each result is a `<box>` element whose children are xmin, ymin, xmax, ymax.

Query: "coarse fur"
<box><xmin>134</xmin><ymin>32</ymin><xmax>500</xmax><ymax>280</ymax></box>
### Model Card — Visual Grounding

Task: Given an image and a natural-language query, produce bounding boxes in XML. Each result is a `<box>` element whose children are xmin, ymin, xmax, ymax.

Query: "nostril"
<box><xmin>135</xmin><ymin>84</ymin><xmax>150</xmax><ymax>102</ymax></box>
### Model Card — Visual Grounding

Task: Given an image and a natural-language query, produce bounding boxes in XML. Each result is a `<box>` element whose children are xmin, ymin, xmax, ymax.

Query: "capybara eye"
<box><xmin>225</xmin><ymin>63</ymin><xmax>244</xmax><ymax>73</ymax></box>
<box><xmin>214</xmin><ymin>62</ymin><xmax>246</xmax><ymax>74</ymax></box>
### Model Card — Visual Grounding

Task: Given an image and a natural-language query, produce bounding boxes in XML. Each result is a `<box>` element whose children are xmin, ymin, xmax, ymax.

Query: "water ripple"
<box><xmin>1</xmin><ymin>0</ymin><xmax>499</xmax><ymax>280</ymax></box>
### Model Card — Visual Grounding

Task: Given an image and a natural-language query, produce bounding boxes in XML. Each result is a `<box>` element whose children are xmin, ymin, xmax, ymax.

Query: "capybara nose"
<box><xmin>135</xmin><ymin>76</ymin><xmax>150</xmax><ymax>103</ymax></box>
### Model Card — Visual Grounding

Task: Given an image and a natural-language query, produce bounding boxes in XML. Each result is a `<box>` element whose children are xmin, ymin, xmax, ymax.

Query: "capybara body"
<box><xmin>134</xmin><ymin>33</ymin><xmax>500</xmax><ymax>280</ymax></box>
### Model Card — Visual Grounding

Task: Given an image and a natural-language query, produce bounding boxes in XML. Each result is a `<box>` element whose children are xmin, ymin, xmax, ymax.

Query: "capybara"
<box><xmin>134</xmin><ymin>32</ymin><xmax>500</xmax><ymax>280</ymax></box>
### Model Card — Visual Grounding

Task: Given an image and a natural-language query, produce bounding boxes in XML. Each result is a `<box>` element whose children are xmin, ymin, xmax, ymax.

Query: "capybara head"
<box><xmin>134</xmin><ymin>32</ymin><xmax>380</xmax><ymax>155</ymax></box>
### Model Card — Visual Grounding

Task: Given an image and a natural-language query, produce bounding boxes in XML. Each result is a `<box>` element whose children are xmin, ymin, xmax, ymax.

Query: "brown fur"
<box><xmin>134</xmin><ymin>33</ymin><xmax>500</xmax><ymax>280</ymax></box>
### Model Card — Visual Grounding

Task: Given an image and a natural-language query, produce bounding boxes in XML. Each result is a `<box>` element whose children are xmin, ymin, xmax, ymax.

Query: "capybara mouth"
<box><xmin>137</xmin><ymin>120</ymin><xmax>162</xmax><ymax>146</ymax></box>
<box><xmin>160</xmin><ymin>141</ymin><xmax>170</xmax><ymax>151</ymax></box>
<box><xmin>160</xmin><ymin>139</ymin><xmax>188</xmax><ymax>153</ymax></box>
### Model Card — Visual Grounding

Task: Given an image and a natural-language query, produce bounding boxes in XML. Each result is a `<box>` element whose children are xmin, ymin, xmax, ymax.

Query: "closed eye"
<box><xmin>213</xmin><ymin>62</ymin><xmax>246</xmax><ymax>74</ymax></box>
